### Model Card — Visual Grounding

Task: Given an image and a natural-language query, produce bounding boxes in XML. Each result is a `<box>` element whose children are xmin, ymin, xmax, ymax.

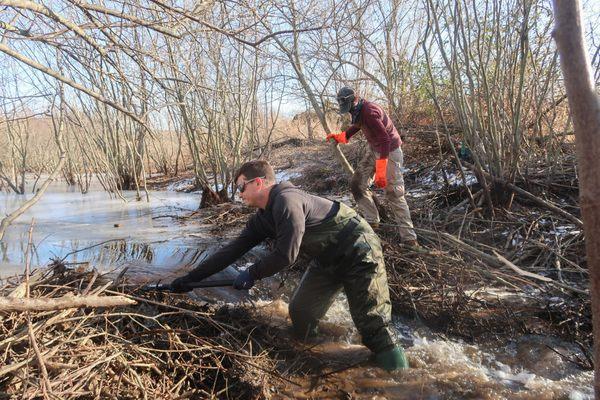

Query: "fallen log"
<box><xmin>0</xmin><ymin>293</ymin><xmax>136</xmax><ymax>312</ymax></box>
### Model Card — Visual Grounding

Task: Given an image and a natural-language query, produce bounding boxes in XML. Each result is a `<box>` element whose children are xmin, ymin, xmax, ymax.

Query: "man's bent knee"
<box><xmin>385</xmin><ymin>184</ymin><xmax>405</xmax><ymax>199</ymax></box>
<box><xmin>350</xmin><ymin>172</ymin><xmax>368</xmax><ymax>200</ymax></box>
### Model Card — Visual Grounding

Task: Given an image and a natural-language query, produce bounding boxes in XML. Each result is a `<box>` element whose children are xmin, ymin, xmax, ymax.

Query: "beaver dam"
<box><xmin>0</xmin><ymin>140</ymin><xmax>593</xmax><ymax>399</ymax></box>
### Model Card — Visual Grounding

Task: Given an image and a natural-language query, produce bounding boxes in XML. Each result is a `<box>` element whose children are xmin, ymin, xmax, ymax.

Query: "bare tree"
<box><xmin>0</xmin><ymin>88</ymin><xmax>67</xmax><ymax>241</ymax></box>
<box><xmin>424</xmin><ymin>0</ymin><xmax>565</xmax><ymax>209</ymax></box>
<box><xmin>254</xmin><ymin>0</ymin><xmax>355</xmax><ymax>174</ymax></box>
<box><xmin>552</xmin><ymin>1</ymin><xmax>600</xmax><ymax>397</ymax></box>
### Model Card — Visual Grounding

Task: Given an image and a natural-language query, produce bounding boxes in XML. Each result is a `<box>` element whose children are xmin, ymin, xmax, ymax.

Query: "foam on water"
<box><xmin>248</xmin><ymin>292</ymin><xmax>593</xmax><ymax>399</ymax></box>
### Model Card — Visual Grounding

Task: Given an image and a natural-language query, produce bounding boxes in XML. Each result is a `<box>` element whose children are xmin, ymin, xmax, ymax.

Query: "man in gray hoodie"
<box><xmin>171</xmin><ymin>160</ymin><xmax>408</xmax><ymax>371</ymax></box>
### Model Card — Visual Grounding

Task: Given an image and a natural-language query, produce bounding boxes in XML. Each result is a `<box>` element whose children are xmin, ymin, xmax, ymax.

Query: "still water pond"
<box><xmin>0</xmin><ymin>185</ymin><xmax>210</xmax><ymax>280</ymax></box>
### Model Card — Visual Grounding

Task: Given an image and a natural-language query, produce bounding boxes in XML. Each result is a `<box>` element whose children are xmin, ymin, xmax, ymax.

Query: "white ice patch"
<box><xmin>407</xmin><ymin>188</ymin><xmax>431</xmax><ymax>199</ymax></box>
<box><xmin>550</xmin><ymin>225</ymin><xmax>581</xmax><ymax>237</ymax></box>
<box><xmin>167</xmin><ymin>178</ymin><xmax>196</xmax><ymax>192</ymax></box>
<box><xmin>414</xmin><ymin>168</ymin><xmax>477</xmax><ymax>190</ymax></box>
<box><xmin>276</xmin><ymin>169</ymin><xmax>302</xmax><ymax>182</ymax></box>
<box><xmin>511</xmin><ymin>232</ymin><xmax>525</xmax><ymax>247</ymax></box>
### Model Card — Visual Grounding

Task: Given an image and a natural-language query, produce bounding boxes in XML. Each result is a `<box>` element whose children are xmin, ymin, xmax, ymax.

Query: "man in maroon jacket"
<box><xmin>327</xmin><ymin>87</ymin><xmax>417</xmax><ymax>245</ymax></box>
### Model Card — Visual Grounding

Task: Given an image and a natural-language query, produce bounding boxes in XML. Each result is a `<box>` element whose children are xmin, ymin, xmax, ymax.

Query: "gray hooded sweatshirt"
<box><xmin>182</xmin><ymin>182</ymin><xmax>339</xmax><ymax>281</ymax></box>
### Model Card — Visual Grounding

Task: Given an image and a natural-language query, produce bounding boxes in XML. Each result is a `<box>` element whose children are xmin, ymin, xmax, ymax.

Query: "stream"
<box><xmin>0</xmin><ymin>181</ymin><xmax>593</xmax><ymax>399</ymax></box>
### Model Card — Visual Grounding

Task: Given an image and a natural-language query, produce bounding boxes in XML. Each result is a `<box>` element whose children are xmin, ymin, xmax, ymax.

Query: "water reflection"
<box><xmin>0</xmin><ymin>186</ymin><xmax>205</xmax><ymax>278</ymax></box>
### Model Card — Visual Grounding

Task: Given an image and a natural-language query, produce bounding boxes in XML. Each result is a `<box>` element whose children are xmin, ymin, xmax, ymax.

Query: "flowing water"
<box><xmin>0</xmin><ymin>181</ymin><xmax>593</xmax><ymax>399</ymax></box>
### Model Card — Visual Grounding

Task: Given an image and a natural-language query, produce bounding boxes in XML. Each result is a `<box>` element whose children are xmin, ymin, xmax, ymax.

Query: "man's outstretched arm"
<box><xmin>171</xmin><ymin>217</ymin><xmax>265</xmax><ymax>291</ymax></box>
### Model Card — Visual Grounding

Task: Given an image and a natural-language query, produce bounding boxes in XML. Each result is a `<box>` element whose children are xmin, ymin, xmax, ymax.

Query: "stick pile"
<box><xmin>0</xmin><ymin>265</ymin><xmax>274</xmax><ymax>399</ymax></box>
<box><xmin>381</xmin><ymin>152</ymin><xmax>591</xmax><ymax>363</ymax></box>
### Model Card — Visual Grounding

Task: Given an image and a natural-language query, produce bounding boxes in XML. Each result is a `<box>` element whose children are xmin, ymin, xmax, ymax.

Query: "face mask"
<box><xmin>337</xmin><ymin>94</ymin><xmax>355</xmax><ymax>114</ymax></box>
<box><xmin>351</xmin><ymin>99</ymin><xmax>364</xmax><ymax>124</ymax></box>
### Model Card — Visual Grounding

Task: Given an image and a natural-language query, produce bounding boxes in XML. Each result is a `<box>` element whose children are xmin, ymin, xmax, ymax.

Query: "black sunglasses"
<box><xmin>237</xmin><ymin>176</ymin><xmax>265</xmax><ymax>193</ymax></box>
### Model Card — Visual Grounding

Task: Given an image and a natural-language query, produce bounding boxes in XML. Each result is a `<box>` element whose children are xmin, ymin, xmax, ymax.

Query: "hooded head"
<box><xmin>336</xmin><ymin>86</ymin><xmax>356</xmax><ymax>114</ymax></box>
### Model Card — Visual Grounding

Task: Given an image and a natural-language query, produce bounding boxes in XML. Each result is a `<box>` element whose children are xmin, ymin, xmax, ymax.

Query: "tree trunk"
<box><xmin>199</xmin><ymin>185</ymin><xmax>229</xmax><ymax>209</ymax></box>
<box><xmin>552</xmin><ymin>1</ymin><xmax>600</xmax><ymax>397</ymax></box>
<box><xmin>271</xmin><ymin>35</ymin><xmax>354</xmax><ymax>175</ymax></box>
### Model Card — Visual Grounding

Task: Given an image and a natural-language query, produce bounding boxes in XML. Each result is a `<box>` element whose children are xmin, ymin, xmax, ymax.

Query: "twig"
<box><xmin>27</xmin><ymin>317</ymin><xmax>52</xmax><ymax>398</ymax></box>
<box><xmin>24</xmin><ymin>220</ymin><xmax>52</xmax><ymax>398</ymax></box>
<box><xmin>59</xmin><ymin>238</ymin><xmax>126</xmax><ymax>262</ymax></box>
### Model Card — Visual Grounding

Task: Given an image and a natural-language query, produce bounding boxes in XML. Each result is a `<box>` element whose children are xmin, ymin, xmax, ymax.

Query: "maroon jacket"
<box><xmin>345</xmin><ymin>100</ymin><xmax>401</xmax><ymax>159</ymax></box>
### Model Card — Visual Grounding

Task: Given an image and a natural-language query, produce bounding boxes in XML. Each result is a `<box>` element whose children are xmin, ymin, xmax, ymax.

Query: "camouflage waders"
<box><xmin>288</xmin><ymin>203</ymin><xmax>397</xmax><ymax>353</ymax></box>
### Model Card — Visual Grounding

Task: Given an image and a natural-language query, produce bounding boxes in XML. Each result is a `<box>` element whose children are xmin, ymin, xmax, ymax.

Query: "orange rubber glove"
<box><xmin>374</xmin><ymin>158</ymin><xmax>388</xmax><ymax>188</ymax></box>
<box><xmin>325</xmin><ymin>131</ymin><xmax>348</xmax><ymax>144</ymax></box>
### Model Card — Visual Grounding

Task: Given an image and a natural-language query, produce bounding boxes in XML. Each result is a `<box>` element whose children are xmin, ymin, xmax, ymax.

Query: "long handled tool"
<box><xmin>140</xmin><ymin>279</ymin><xmax>235</xmax><ymax>292</ymax></box>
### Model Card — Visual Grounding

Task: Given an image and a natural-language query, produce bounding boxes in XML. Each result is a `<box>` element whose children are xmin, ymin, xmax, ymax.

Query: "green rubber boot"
<box><xmin>374</xmin><ymin>346</ymin><xmax>409</xmax><ymax>371</ymax></box>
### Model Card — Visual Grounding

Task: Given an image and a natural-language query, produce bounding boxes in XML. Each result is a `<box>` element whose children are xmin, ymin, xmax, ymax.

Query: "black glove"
<box><xmin>233</xmin><ymin>270</ymin><xmax>255</xmax><ymax>290</ymax></box>
<box><xmin>170</xmin><ymin>276</ymin><xmax>193</xmax><ymax>293</ymax></box>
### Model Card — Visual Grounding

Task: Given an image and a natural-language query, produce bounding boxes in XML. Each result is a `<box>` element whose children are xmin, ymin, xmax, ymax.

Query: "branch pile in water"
<box><xmin>0</xmin><ymin>265</ymin><xmax>274</xmax><ymax>399</ymax></box>
<box><xmin>382</xmin><ymin>152</ymin><xmax>591</xmax><ymax>356</ymax></box>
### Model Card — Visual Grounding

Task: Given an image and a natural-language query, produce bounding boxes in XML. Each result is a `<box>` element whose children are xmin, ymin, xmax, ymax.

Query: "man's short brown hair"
<box><xmin>234</xmin><ymin>160</ymin><xmax>275</xmax><ymax>183</ymax></box>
